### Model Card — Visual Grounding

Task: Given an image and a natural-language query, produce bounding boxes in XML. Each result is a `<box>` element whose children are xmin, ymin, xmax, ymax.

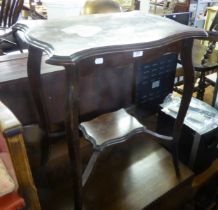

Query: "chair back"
<box><xmin>201</xmin><ymin>11</ymin><xmax>218</xmax><ymax>65</ymax></box>
<box><xmin>0</xmin><ymin>0</ymin><xmax>24</xmax><ymax>28</ymax></box>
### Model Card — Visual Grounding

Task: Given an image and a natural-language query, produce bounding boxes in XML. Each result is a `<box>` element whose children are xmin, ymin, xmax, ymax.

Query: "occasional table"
<box><xmin>14</xmin><ymin>12</ymin><xmax>206</xmax><ymax>210</ymax></box>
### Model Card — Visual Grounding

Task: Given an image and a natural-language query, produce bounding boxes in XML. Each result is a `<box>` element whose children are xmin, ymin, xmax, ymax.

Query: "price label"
<box><xmin>133</xmin><ymin>51</ymin><xmax>143</xmax><ymax>57</ymax></box>
<box><xmin>95</xmin><ymin>58</ymin><xmax>104</xmax><ymax>64</ymax></box>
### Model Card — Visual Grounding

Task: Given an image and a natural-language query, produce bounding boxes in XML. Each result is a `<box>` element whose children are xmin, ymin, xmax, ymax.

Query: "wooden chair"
<box><xmin>0</xmin><ymin>101</ymin><xmax>41</xmax><ymax>210</ymax></box>
<box><xmin>0</xmin><ymin>130</ymin><xmax>25</xmax><ymax>210</ymax></box>
<box><xmin>0</xmin><ymin>0</ymin><xmax>24</xmax><ymax>53</ymax></box>
<box><xmin>174</xmin><ymin>11</ymin><xmax>218</xmax><ymax>101</ymax></box>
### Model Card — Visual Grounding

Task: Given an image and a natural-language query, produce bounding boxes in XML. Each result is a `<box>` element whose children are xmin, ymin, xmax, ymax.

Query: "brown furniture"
<box><xmin>14</xmin><ymin>12</ymin><xmax>206</xmax><ymax>210</ymax></box>
<box><xmin>193</xmin><ymin>11</ymin><xmax>218</xmax><ymax>100</ymax></box>
<box><xmin>174</xmin><ymin>39</ymin><xmax>218</xmax><ymax>100</ymax></box>
<box><xmin>213</xmin><ymin>77</ymin><xmax>218</xmax><ymax>108</ymax></box>
<box><xmin>0</xmin><ymin>101</ymin><xmax>41</xmax><ymax>210</ymax></box>
<box><xmin>174</xmin><ymin>11</ymin><xmax>218</xmax><ymax>101</ymax></box>
<box><xmin>82</xmin><ymin>136</ymin><xmax>194</xmax><ymax>210</ymax></box>
<box><xmin>0</xmin><ymin>0</ymin><xmax>24</xmax><ymax>53</ymax></box>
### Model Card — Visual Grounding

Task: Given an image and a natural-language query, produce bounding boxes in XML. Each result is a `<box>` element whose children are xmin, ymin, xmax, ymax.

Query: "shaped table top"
<box><xmin>14</xmin><ymin>12</ymin><xmax>207</xmax><ymax>64</ymax></box>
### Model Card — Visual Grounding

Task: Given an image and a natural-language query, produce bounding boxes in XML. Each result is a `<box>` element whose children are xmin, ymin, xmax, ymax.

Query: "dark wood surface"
<box><xmin>1</xmin><ymin>42</ymin><xmax>212</xmax><ymax>125</ymax></box>
<box><xmin>214</xmin><ymin>77</ymin><xmax>218</xmax><ymax>109</ymax></box>
<box><xmin>80</xmin><ymin>108</ymin><xmax>146</xmax><ymax>148</ymax></box>
<box><xmin>0</xmin><ymin>52</ymin><xmax>61</xmax><ymax>82</ymax></box>
<box><xmin>39</xmin><ymin>134</ymin><xmax>194</xmax><ymax>210</ymax></box>
<box><xmin>3</xmin><ymin>40</ymin><xmax>217</xmax><ymax>84</ymax></box>
<box><xmin>14</xmin><ymin>12</ymin><xmax>206</xmax><ymax>64</ymax></box>
<box><xmin>82</xmin><ymin>136</ymin><xmax>194</xmax><ymax>210</ymax></box>
<box><xmin>0</xmin><ymin>53</ymin><xmax>64</xmax><ymax>125</ymax></box>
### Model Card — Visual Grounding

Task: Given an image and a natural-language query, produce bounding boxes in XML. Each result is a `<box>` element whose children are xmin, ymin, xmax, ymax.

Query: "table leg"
<box><xmin>65</xmin><ymin>65</ymin><xmax>83</xmax><ymax>210</ymax></box>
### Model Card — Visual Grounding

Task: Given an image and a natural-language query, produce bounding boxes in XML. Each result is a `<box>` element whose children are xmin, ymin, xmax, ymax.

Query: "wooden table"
<box><xmin>12</xmin><ymin>12</ymin><xmax>206</xmax><ymax>210</ymax></box>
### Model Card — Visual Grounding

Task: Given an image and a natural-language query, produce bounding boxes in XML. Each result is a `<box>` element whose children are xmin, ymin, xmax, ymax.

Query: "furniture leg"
<box><xmin>6</xmin><ymin>134</ymin><xmax>41</xmax><ymax>210</ymax></box>
<box><xmin>82</xmin><ymin>151</ymin><xmax>100</xmax><ymax>187</ymax></box>
<box><xmin>175</xmin><ymin>38</ymin><xmax>195</xmax><ymax>176</ymax></box>
<box><xmin>196</xmin><ymin>71</ymin><xmax>206</xmax><ymax>100</ymax></box>
<box><xmin>212</xmin><ymin>74</ymin><xmax>218</xmax><ymax>109</ymax></box>
<box><xmin>27</xmin><ymin>46</ymin><xmax>51</xmax><ymax>164</ymax></box>
<box><xmin>65</xmin><ymin>65</ymin><xmax>83</xmax><ymax>210</ymax></box>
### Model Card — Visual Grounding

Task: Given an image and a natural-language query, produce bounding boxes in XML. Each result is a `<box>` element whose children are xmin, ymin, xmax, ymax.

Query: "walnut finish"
<box><xmin>80</xmin><ymin>109</ymin><xmax>145</xmax><ymax>149</ymax></box>
<box><xmin>14</xmin><ymin>12</ymin><xmax>206</xmax><ymax>62</ymax></box>
<box><xmin>14</xmin><ymin>12</ymin><xmax>207</xmax><ymax>210</ymax></box>
<box><xmin>80</xmin><ymin>108</ymin><xmax>171</xmax><ymax>151</ymax></box>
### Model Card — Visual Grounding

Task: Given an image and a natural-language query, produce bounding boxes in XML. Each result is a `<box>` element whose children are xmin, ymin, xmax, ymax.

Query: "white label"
<box><xmin>152</xmin><ymin>80</ymin><xmax>160</xmax><ymax>89</ymax></box>
<box><xmin>133</xmin><ymin>51</ymin><xmax>143</xmax><ymax>58</ymax></box>
<box><xmin>95</xmin><ymin>58</ymin><xmax>104</xmax><ymax>64</ymax></box>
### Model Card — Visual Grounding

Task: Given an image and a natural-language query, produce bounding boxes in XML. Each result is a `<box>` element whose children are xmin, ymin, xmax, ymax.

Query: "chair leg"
<box><xmin>172</xmin><ymin>142</ymin><xmax>181</xmax><ymax>177</ymax></box>
<box><xmin>197</xmin><ymin>72</ymin><xmax>206</xmax><ymax>100</ymax></box>
<box><xmin>40</xmin><ymin>134</ymin><xmax>51</xmax><ymax>165</ymax></box>
<box><xmin>41</xmin><ymin>130</ymin><xmax>66</xmax><ymax>165</ymax></box>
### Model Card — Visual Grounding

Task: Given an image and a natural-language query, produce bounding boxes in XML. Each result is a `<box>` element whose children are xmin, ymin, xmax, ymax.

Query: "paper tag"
<box><xmin>133</xmin><ymin>51</ymin><xmax>143</xmax><ymax>58</ymax></box>
<box><xmin>95</xmin><ymin>58</ymin><xmax>104</xmax><ymax>64</ymax></box>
